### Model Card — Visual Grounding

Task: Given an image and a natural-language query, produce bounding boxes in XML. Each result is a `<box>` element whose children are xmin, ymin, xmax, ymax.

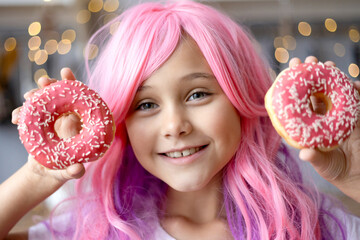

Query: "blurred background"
<box><xmin>0</xmin><ymin>0</ymin><xmax>360</xmax><ymax>233</ymax></box>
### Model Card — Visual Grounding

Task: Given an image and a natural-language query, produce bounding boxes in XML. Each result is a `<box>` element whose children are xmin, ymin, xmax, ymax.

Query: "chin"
<box><xmin>166</xmin><ymin>177</ymin><xmax>211</xmax><ymax>193</ymax></box>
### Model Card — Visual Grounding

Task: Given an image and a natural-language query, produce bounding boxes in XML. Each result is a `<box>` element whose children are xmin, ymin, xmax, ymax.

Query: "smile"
<box><xmin>162</xmin><ymin>145</ymin><xmax>207</xmax><ymax>158</ymax></box>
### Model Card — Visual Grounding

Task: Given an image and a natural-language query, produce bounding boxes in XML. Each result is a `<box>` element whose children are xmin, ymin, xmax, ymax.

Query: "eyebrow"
<box><xmin>137</xmin><ymin>72</ymin><xmax>216</xmax><ymax>92</ymax></box>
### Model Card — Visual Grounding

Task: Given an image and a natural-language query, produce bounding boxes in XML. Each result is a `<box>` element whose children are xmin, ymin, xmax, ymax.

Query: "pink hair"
<box><xmin>55</xmin><ymin>1</ymin><xmax>346</xmax><ymax>239</ymax></box>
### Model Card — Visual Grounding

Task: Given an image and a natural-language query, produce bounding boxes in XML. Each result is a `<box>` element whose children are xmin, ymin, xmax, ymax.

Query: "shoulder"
<box><xmin>153</xmin><ymin>220</ymin><xmax>176</xmax><ymax>240</ymax></box>
<box><xmin>343</xmin><ymin>212</ymin><xmax>360</xmax><ymax>238</ymax></box>
<box><xmin>28</xmin><ymin>213</ymin><xmax>74</xmax><ymax>240</ymax></box>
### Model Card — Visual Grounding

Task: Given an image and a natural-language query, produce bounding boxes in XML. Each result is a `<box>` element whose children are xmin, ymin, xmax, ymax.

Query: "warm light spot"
<box><xmin>273</xmin><ymin>36</ymin><xmax>283</xmax><ymax>49</ymax></box>
<box><xmin>28</xmin><ymin>22</ymin><xmax>41</xmax><ymax>36</ymax></box>
<box><xmin>4</xmin><ymin>37</ymin><xmax>17</xmax><ymax>51</ymax></box>
<box><xmin>349</xmin><ymin>64</ymin><xmax>359</xmax><ymax>78</ymax></box>
<box><xmin>88</xmin><ymin>0</ymin><xmax>103</xmax><ymax>13</ymax></box>
<box><xmin>269</xmin><ymin>68</ymin><xmax>277</xmax><ymax>81</ymax></box>
<box><xmin>333</xmin><ymin>43</ymin><xmax>345</xmax><ymax>57</ymax></box>
<box><xmin>85</xmin><ymin>44</ymin><xmax>99</xmax><ymax>60</ymax></box>
<box><xmin>325</xmin><ymin>18</ymin><xmax>337</xmax><ymax>32</ymax></box>
<box><xmin>298</xmin><ymin>22</ymin><xmax>311</xmax><ymax>36</ymax></box>
<box><xmin>110</xmin><ymin>21</ymin><xmax>120</xmax><ymax>35</ymax></box>
<box><xmin>275</xmin><ymin>48</ymin><xmax>289</xmax><ymax>63</ymax></box>
<box><xmin>28</xmin><ymin>36</ymin><xmax>41</xmax><ymax>51</ymax></box>
<box><xmin>349</xmin><ymin>28</ymin><xmax>360</xmax><ymax>43</ymax></box>
<box><xmin>34</xmin><ymin>68</ymin><xmax>49</xmax><ymax>82</ymax></box>
<box><xmin>62</xmin><ymin>29</ymin><xmax>76</xmax><ymax>42</ymax></box>
<box><xmin>28</xmin><ymin>50</ymin><xmax>36</xmax><ymax>62</ymax></box>
<box><xmin>76</xmin><ymin>9</ymin><xmax>91</xmax><ymax>24</ymax></box>
<box><xmin>57</xmin><ymin>39</ymin><xmax>72</xmax><ymax>55</ymax></box>
<box><xmin>104</xmin><ymin>0</ymin><xmax>119</xmax><ymax>12</ymax></box>
<box><xmin>103</xmin><ymin>13</ymin><xmax>117</xmax><ymax>25</ymax></box>
<box><xmin>283</xmin><ymin>35</ymin><xmax>296</xmax><ymax>50</ymax></box>
<box><xmin>44</xmin><ymin>39</ymin><xmax>58</xmax><ymax>55</ymax></box>
<box><xmin>34</xmin><ymin>49</ymin><xmax>48</xmax><ymax>65</ymax></box>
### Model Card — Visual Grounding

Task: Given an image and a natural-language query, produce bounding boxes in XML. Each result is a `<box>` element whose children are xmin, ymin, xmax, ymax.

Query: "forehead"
<box><xmin>142</xmin><ymin>38</ymin><xmax>214</xmax><ymax>86</ymax></box>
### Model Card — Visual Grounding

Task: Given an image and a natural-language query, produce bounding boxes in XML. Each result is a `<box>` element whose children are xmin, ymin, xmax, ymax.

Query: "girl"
<box><xmin>2</xmin><ymin>1</ymin><xmax>360</xmax><ymax>239</ymax></box>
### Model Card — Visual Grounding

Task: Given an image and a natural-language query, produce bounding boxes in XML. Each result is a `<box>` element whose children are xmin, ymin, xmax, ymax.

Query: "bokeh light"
<box><xmin>62</xmin><ymin>29</ymin><xmax>76</xmax><ymax>42</ymax></box>
<box><xmin>44</xmin><ymin>39</ymin><xmax>58</xmax><ymax>55</ymax></box>
<box><xmin>34</xmin><ymin>49</ymin><xmax>48</xmax><ymax>65</ymax></box>
<box><xmin>103</xmin><ymin>13</ymin><xmax>118</xmax><ymax>25</ymax></box>
<box><xmin>28</xmin><ymin>36</ymin><xmax>41</xmax><ymax>51</ymax></box>
<box><xmin>88</xmin><ymin>0</ymin><xmax>103</xmax><ymax>13</ymax></box>
<box><xmin>333</xmin><ymin>43</ymin><xmax>345</xmax><ymax>57</ymax></box>
<box><xmin>34</xmin><ymin>68</ymin><xmax>49</xmax><ymax>82</ymax></box>
<box><xmin>275</xmin><ymin>47</ymin><xmax>289</xmax><ymax>63</ymax></box>
<box><xmin>349</xmin><ymin>64</ymin><xmax>359</xmax><ymax>78</ymax></box>
<box><xmin>325</xmin><ymin>18</ymin><xmax>337</xmax><ymax>32</ymax></box>
<box><xmin>57</xmin><ymin>39</ymin><xmax>72</xmax><ymax>55</ymax></box>
<box><xmin>28</xmin><ymin>50</ymin><xmax>36</xmax><ymax>62</ymax></box>
<box><xmin>85</xmin><ymin>44</ymin><xmax>99</xmax><ymax>60</ymax></box>
<box><xmin>77</xmin><ymin>9</ymin><xmax>91</xmax><ymax>24</ymax></box>
<box><xmin>28</xmin><ymin>22</ymin><xmax>41</xmax><ymax>36</ymax></box>
<box><xmin>4</xmin><ymin>37</ymin><xmax>17</xmax><ymax>51</ymax></box>
<box><xmin>104</xmin><ymin>0</ymin><xmax>119</xmax><ymax>12</ymax></box>
<box><xmin>282</xmin><ymin>35</ymin><xmax>296</xmax><ymax>50</ymax></box>
<box><xmin>349</xmin><ymin>28</ymin><xmax>360</xmax><ymax>42</ymax></box>
<box><xmin>110</xmin><ymin>21</ymin><xmax>120</xmax><ymax>35</ymax></box>
<box><xmin>298</xmin><ymin>22</ymin><xmax>311</xmax><ymax>36</ymax></box>
<box><xmin>273</xmin><ymin>36</ymin><xmax>283</xmax><ymax>49</ymax></box>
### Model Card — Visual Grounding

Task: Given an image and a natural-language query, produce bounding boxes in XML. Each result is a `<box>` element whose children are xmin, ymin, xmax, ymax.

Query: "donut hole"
<box><xmin>54</xmin><ymin>112</ymin><xmax>82</xmax><ymax>139</ymax></box>
<box><xmin>309</xmin><ymin>92</ymin><xmax>332</xmax><ymax>115</ymax></box>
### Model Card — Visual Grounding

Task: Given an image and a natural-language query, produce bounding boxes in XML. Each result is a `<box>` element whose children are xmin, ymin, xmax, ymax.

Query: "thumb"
<box><xmin>299</xmin><ymin>148</ymin><xmax>347</xmax><ymax>181</ymax></box>
<box><xmin>61</xmin><ymin>163</ymin><xmax>86</xmax><ymax>180</ymax></box>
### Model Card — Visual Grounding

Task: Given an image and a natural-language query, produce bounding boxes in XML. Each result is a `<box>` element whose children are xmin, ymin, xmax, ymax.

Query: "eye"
<box><xmin>136</xmin><ymin>102</ymin><xmax>158</xmax><ymax>111</ymax></box>
<box><xmin>188</xmin><ymin>91</ymin><xmax>210</xmax><ymax>101</ymax></box>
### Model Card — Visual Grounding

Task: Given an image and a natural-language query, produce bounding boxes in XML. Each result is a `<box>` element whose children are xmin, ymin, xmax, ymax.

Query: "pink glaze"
<box><xmin>272</xmin><ymin>62</ymin><xmax>360</xmax><ymax>149</ymax></box>
<box><xmin>18</xmin><ymin>80</ymin><xmax>114</xmax><ymax>169</ymax></box>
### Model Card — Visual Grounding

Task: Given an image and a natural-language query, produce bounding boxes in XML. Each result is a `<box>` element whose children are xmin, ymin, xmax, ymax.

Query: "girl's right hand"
<box><xmin>11</xmin><ymin>68</ymin><xmax>85</xmax><ymax>184</ymax></box>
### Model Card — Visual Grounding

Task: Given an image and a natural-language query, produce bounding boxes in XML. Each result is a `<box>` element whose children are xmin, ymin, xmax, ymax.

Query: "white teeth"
<box><xmin>165</xmin><ymin>147</ymin><xmax>200</xmax><ymax>158</ymax></box>
<box><xmin>182</xmin><ymin>149</ymin><xmax>191</xmax><ymax>157</ymax></box>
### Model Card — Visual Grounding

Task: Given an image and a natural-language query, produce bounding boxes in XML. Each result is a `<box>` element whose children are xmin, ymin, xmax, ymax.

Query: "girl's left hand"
<box><xmin>289</xmin><ymin>56</ymin><xmax>360</xmax><ymax>203</ymax></box>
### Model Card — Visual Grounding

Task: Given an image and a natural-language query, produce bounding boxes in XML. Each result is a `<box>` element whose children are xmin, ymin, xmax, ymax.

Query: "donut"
<box><xmin>18</xmin><ymin>80</ymin><xmax>115</xmax><ymax>169</ymax></box>
<box><xmin>265</xmin><ymin>62</ymin><xmax>360</xmax><ymax>150</ymax></box>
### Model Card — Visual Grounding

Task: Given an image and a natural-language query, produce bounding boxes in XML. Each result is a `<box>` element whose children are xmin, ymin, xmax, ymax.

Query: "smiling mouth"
<box><xmin>162</xmin><ymin>145</ymin><xmax>207</xmax><ymax>158</ymax></box>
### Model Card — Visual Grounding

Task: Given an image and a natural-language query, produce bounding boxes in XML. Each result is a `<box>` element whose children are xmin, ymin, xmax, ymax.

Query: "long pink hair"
<box><xmin>54</xmin><ymin>1</ymin><xmax>346</xmax><ymax>239</ymax></box>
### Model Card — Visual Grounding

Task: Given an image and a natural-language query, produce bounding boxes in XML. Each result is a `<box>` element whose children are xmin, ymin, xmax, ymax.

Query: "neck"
<box><xmin>163</xmin><ymin>172</ymin><xmax>226</xmax><ymax>224</ymax></box>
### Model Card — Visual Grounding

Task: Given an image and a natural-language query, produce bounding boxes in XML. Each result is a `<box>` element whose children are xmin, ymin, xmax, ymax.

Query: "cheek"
<box><xmin>125</xmin><ymin>118</ymin><xmax>153</xmax><ymax>163</ymax></box>
<box><xmin>205</xmin><ymin>99</ymin><xmax>241</xmax><ymax>143</ymax></box>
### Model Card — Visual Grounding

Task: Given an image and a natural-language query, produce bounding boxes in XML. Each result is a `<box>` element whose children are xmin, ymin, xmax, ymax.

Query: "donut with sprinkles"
<box><xmin>265</xmin><ymin>62</ymin><xmax>360</xmax><ymax>151</ymax></box>
<box><xmin>18</xmin><ymin>80</ymin><xmax>115</xmax><ymax>169</ymax></box>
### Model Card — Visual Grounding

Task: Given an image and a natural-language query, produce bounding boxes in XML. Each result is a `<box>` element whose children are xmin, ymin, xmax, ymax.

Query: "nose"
<box><xmin>161</xmin><ymin>106</ymin><xmax>192</xmax><ymax>138</ymax></box>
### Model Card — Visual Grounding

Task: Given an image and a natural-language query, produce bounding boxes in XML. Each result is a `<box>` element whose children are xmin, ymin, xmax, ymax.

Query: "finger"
<box><xmin>324</xmin><ymin>60</ymin><xmax>336</xmax><ymax>67</ymax></box>
<box><xmin>310</xmin><ymin>95</ymin><xmax>327</xmax><ymax>115</ymax></box>
<box><xmin>289</xmin><ymin>57</ymin><xmax>301</xmax><ymax>68</ymax></box>
<box><xmin>11</xmin><ymin>107</ymin><xmax>21</xmax><ymax>124</ymax></box>
<box><xmin>304</xmin><ymin>56</ymin><xmax>318</xmax><ymax>63</ymax></box>
<box><xmin>62</xmin><ymin>163</ymin><xmax>85</xmax><ymax>180</ymax></box>
<box><xmin>54</xmin><ymin>113</ymin><xmax>82</xmax><ymax>139</ymax></box>
<box><xmin>353</xmin><ymin>81</ymin><xmax>360</xmax><ymax>92</ymax></box>
<box><xmin>299</xmin><ymin>148</ymin><xmax>347</xmax><ymax>181</ymax></box>
<box><xmin>23</xmin><ymin>89</ymin><xmax>38</xmax><ymax>100</ymax></box>
<box><xmin>60</xmin><ymin>68</ymin><xmax>76</xmax><ymax>81</ymax></box>
<box><xmin>37</xmin><ymin>77</ymin><xmax>57</xmax><ymax>89</ymax></box>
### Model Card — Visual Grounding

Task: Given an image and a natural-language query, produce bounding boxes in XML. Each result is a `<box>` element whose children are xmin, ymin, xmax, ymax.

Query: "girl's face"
<box><xmin>125</xmin><ymin>38</ymin><xmax>241</xmax><ymax>192</ymax></box>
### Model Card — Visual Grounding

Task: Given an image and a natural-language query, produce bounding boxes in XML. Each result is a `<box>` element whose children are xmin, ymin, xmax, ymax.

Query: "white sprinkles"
<box><xmin>272</xmin><ymin>62</ymin><xmax>360</xmax><ymax>149</ymax></box>
<box><xmin>18</xmin><ymin>80</ymin><xmax>114</xmax><ymax>169</ymax></box>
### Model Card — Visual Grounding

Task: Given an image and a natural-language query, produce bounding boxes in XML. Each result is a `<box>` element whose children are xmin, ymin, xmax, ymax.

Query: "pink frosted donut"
<box><xmin>265</xmin><ymin>62</ymin><xmax>360</xmax><ymax>150</ymax></box>
<box><xmin>18</xmin><ymin>80</ymin><xmax>115</xmax><ymax>169</ymax></box>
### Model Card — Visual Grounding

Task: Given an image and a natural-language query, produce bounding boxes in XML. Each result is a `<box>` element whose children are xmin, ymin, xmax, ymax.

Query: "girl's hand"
<box><xmin>289</xmin><ymin>56</ymin><xmax>360</xmax><ymax>203</ymax></box>
<box><xmin>11</xmin><ymin>68</ymin><xmax>85</xmax><ymax>184</ymax></box>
